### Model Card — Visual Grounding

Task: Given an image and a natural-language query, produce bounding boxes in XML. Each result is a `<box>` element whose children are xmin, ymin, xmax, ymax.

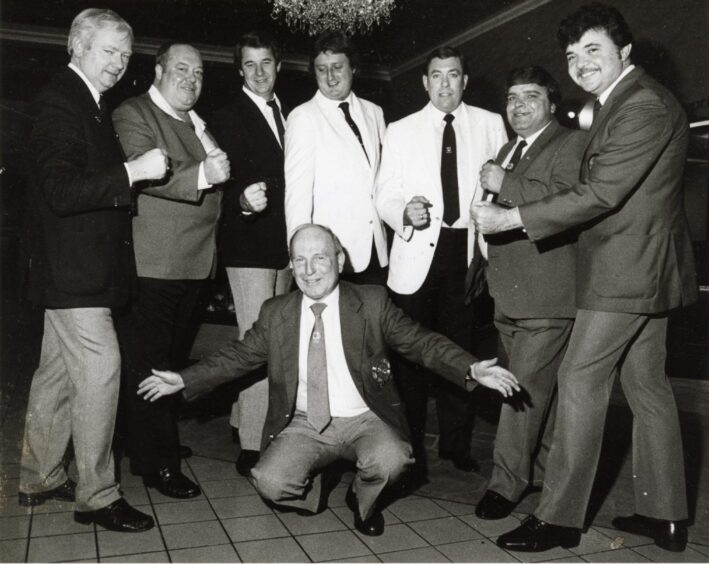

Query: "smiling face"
<box><xmin>71</xmin><ymin>25</ymin><xmax>132</xmax><ymax>93</ymax></box>
<box><xmin>423</xmin><ymin>56</ymin><xmax>468</xmax><ymax>114</ymax></box>
<box><xmin>239</xmin><ymin>46</ymin><xmax>280</xmax><ymax>100</ymax></box>
<box><xmin>290</xmin><ymin>226</ymin><xmax>344</xmax><ymax>301</ymax></box>
<box><xmin>155</xmin><ymin>44</ymin><xmax>203</xmax><ymax>113</ymax></box>
<box><xmin>565</xmin><ymin>28</ymin><xmax>631</xmax><ymax>97</ymax></box>
<box><xmin>313</xmin><ymin>51</ymin><xmax>354</xmax><ymax>101</ymax></box>
<box><xmin>506</xmin><ymin>83</ymin><xmax>554</xmax><ymax>138</ymax></box>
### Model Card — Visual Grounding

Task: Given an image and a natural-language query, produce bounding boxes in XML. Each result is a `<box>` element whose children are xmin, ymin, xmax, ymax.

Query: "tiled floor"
<box><xmin>2</xmin><ymin>413</ymin><xmax>708</xmax><ymax>563</ymax></box>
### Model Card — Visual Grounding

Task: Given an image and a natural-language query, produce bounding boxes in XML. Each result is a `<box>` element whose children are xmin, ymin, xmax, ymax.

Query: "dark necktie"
<box><xmin>267</xmin><ymin>100</ymin><xmax>285</xmax><ymax>147</ymax></box>
<box><xmin>593</xmin><ymin>99</ymin><xmax>602</xmax><ymax>122</ymax></box>
<box><xmin>441</xmin><ymin>114</ymin><xmax>459</xmax><ymax>226</ymax></box>
<box><xmin>505</xmin><ymin>139</ymin><xmax>527</xmax><ymax>171</ymax></box>
<box><xmin>339</xmin><ymin>102</ymin><xmax>369</xmax><ymax>163</ymax></box>
<box><xmin>307</xmin><ymin>303</ymin><xmax>331</xmax><ymax>433</ymax></box>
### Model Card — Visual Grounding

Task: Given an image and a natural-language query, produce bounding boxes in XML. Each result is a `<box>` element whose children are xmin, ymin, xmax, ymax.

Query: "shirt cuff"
<box><xmin>197</xmin><ymin>162</ymin><xmax>212</xmax><ymax>190</ymax></box>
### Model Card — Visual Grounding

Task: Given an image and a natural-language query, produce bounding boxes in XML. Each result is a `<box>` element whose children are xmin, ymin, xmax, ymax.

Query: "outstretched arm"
<box><xmin>469</xmin><ymin>358</ymin><xmax>520</xmax><ymax>397</ymax></box>
<box><xmin>138</xmin><ymin>370</ymin><xmax>185</xmax><ymax>401</ymax></box>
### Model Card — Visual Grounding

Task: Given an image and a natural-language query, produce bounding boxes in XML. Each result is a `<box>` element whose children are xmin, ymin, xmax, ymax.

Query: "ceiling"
<box><xmin>0</xmin><ymin>0</ymin><xmax>527</xmax><ymax>71</ymax></box>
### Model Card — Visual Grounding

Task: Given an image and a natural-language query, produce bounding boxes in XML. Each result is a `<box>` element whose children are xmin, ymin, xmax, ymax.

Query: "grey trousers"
<box><xmin>227</xmin><ymin>266</ymin><xmax>292</xmax><ymax>450</ymax></box>
<box><xmin>251</xmin><ymin>411</ymin><xmax>413</xmax><ymax>519</ymax></box>
<box><xmin>536</xmin><ymin>310</ymin><xmax>687</xmax><ymax>528</ymax></box>
<box><xmin>488</xmin><ymin>312</ymin><xmax>573</xmax><ymax>502</ymax></box>
<box><xmin>20</xmin><ymin>308</ymin><xmax>122</xmax><ymax>511</ymax></box>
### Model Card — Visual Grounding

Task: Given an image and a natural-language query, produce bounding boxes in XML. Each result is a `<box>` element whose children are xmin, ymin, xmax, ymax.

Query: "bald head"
<box><xmin>289</xmin><ymin>224</ymin><xmax>345</xmax><ymax>300</ymax></box>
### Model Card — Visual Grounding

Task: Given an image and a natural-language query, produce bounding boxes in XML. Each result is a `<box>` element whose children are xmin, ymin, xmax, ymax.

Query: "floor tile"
<box><xmin>570</xmin><ymin>527</ymin><xmax>625</xmax><ymax>555</ymax></box>
<box><xmin>161</xmin><ymin>519</ymin><xmax>230</xmax><ymax>550</ymax></box>
<box><xmin>101</xmin><ymin>550</ymin><xmax>170</xmax><ymax>562</ymax></box>
<box><xmin>187</xmin><ymin>457</ymin><xmax>239</xmax><ymax>481</ymax></box>
<box><xmin>458</xmin><ymin>512</ymin><xmax>522</xmax><ymax>538</ymax></box>
<box><xmin>27</xmin><ymin>532</ymin><xmax>96</xmax><ymax>562</ymax></box>
<box><xmin>582</xmin><ymin>547</ymin><xmax>651</xmax><ymax>562</ymax></box>
<box><xmin>633</xmin><ymin>543</ymin><xmax>708</xmax><ymax>562</ymax></box>
<box><xmin>433</xmin><ymin>498</ymin><xmax>477</xmax><ymax>516</ymax></box>
<box><xmin>153</xmin><ymin>499</ymin><xmax>215</xmax><ymax>525</ymax></box>
<box><xmin>0</xmin><ymin>514</ymin><xmax>30</xmax><ymax>540</ymax></box>
<box><xmin>690</xmin><ymin>542</ymin><xmax>709</xmax><ymax>557</ymax></box>
<box><xmin>354</xmin><ymin>523</ymin><xmax>428</xmax><ymax>554</ymax></box>
<box><xmin>543</xmin><ymin>556</ymin><xmax>586</xmax><ymax>562</ymax></box>
<box><xmin>211</xmin><ymin>494</ymin><xmax>273</xmax><ymax>519</ymax></box>
<box><xmin>387</xmin><ymin>497</ymin><xmax>450</xmax><ymax>522</ymax></box>
<box><xmin>30</xmin><ymin>499</ymin><xmax>75</xmax><ymax>515</ymax></box>
<box><xmin>409</xmin><ymin>516</ymin><xmax>482</xmax><ymax>545</ymax></box>
<box><xmin>278</xmin><ymin>508</ymin><xmax>348</xmax><ymax>535</ymax></box>
<box><xmin>437</xmin><ymin>539</ymin><xmax>519</xmax><ymax>562</ymax></box>
<box><xmin>501</xmin><ymin>542</ymin><xmax>575</xmax><ymax>563</ymax></box>
<box><xmin>146</xmin><ymin>487</ymin><xmax>205</xmax><ymax>505</ymax></box>
<box><xmin>200</xmin><ymin>478</ymin><xmax>257</xmax><ymax>499</ymax></box>
<box><xmin>331</xmin><ymin>505</ymin><xmax>401</xmax><ymax>528</ymax></box>
<box><xmin>31</xmin><ymin>511</ymin><xmax>91</xmax><ymax>537</ymax></box>
<box><xmin>170</xmin><ymin>543</ymin><xmax>241</xmax><ymax>562</ymax></box>
<box><xmin>593</xmin><ymin>524</ymin><xmax>655</xmax><ymax>548</ymax></box>
<box><xmin>222</xmin><ymin>514</ymin><xmax>290</xmax><ymax>542</ymax></box>
<box><xmin>97</xmin><ymin>526</ymin><xmax>164</xmax><ymax>557</ymax></box>
<box><xmin>0</xmin><ymin>464</ymin><xmax>21</xmax><ymax>480</ymax></box>
<box><xmin>0</xmin><ymin>538</ymin><xmax>27</xmax><ymax>563</ymax></box>
<box><xmin>378</xmin><ymin>546</ymin><xmax>450</xmax><ymax>562</ymax></box>
<box><xmin>234</xmin><ymin>536</ymin><xmax>309</xmax><ymax>563</ymax></box>
<box><xmin>119</xmin><ymin>486</ymin><xmax>149</xmax><ymax>506</ymax></box>
<box><xmin>331</xmin><ymin>555</ymin><xmax>381</xmax><ymax>562</ymax></box>
<box><xmin>0</xmin><ymin>498</ymin><xmax>31</xmax><ymax>518</ymax></box>
<box><xmin>297</xmin><ymin>529</ymin><xmax>372</xmax><ymax>562</ymax></box>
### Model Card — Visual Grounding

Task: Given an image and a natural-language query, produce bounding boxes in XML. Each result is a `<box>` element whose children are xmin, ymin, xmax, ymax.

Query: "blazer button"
<box><xmin>285</xmin><ymin>413</ymin><xmax>290</xmax><ymax>418</ymax></box>
<box><xmin>429</xmin><ymin>242</ymin><xmax>435</xmax><ymax>247</ymax></box>
<box><xmin>268</xmin><ymin>434</ymin><xmax>274</xmax><ymax>439</ymax></box>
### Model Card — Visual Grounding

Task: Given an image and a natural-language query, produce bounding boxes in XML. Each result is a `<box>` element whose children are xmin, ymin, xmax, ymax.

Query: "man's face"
<box><xmin>155</xmin><ymin>44</ymin><xmax>203</xmax><ymax>112</ymax></box>
<box><xmin>565</xmin><ymin>28</ymin><xmax>631</xmax><ymax>97</ymax></box>
<box><xmin>240</xmin><ymin>46</ymin><xmax>280</xmax><ymax>100</ymax></box>
<box><xmin>506</xmin><ymin>83</ymin><xmax>554</xmax><ymax>138</ymax></box>
<box><xmin>313</xmin><ymin>51</ymin><xmax>354</xmax><ymax>101</ymax></box>
<box><xmin>72</xmin><ymin>25</ymin><xmax>132</xmax><ymax>93</ymax></box>
<box><xmin>290</xmin><ymin>226</ymin><xmax>344</xmax><ymax>301</ymax></box>
<box><xmin>423</xmin><ymin>57</ymin><xmax>468</xmax><ymax>113</ymax></box>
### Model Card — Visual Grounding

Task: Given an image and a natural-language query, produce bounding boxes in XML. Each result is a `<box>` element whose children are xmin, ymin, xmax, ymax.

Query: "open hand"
<box><xmin>471</xmin><ymin>358</ymin><xmax>520</xmax><ymax>397</ymax></box>
<box><xmin>137</xmin><ymin>369</ymin><xmax>185</xmax><ymax>402</ymax></box>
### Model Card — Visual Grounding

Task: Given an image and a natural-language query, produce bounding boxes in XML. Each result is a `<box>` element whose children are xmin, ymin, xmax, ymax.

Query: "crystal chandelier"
<box><xmin>270</xmin><ymin>0</ymin><xmax>396</xmax><ymax>36</ymax></box>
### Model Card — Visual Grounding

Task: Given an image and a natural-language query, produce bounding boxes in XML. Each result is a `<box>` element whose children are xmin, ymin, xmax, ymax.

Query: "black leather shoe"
<box><xmin>475</xmin><ymin>490</ymin><xmax>516</xmax><ymax>520</ymax></box>
<box><xmin>19</xmin><ymin>479</ymin><xmax>76</xmax><ymax>507</ymax></box>
<box><xmin>612</xmin><ymin>514</ymin><xmax>688</xmax><ymax>552</ymax></box>
<box><xmin>179</xmin><ymin>445</ymin><xmax>193</xmax><ymax>459</ymax></box>
<box><xmin>144</xmin><ymin>468</ymin><xmax>201</xmax><ymax>499</ymax></box>
<box><xmin>235</xmin><ymin>449</ymin><xmax>260</xmax><ymax>477</ymax></box>
<box><xmin>74</xmin><ymin>498</ymin><xmax>154</xmax><ymax>532</ymax></box>
<box><xmin>345</xmin><ymin>486</ymin><xmax>384</xmax><ymax>536</ymax></box>
<box><xmin>497</xmin><ymin>515</ymin><xmax>581</xmax><ymax>552</ymax></box>
<box><xmin>439</xmin><ymin>451</ymin><xmax>480</xmax><ymax>472</ymax></box>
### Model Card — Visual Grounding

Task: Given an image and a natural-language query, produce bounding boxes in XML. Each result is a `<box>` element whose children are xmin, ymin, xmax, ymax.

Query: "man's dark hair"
<box><xmin>234</xmin><ymin>30</ymin><xmax>280</xmax><ymax>67</ymax></box>
<box><xmin>422</xmin><ymin>46</ymin><xmax>467</xmax><ymax>76</ymax></box>
<box><xmin>506</xmin><ymin>65</ymin><xmax>561</xmax><ymax>108</ymax></box>
<box><xmin>557</xmin><ymin>2</ymin><xmax>633</xmax><ymax>50</ymax></box>
<box><xmin>310</xmin><ymin>31</ymin><xmax>359</xmax><ymax>71</ymax></box>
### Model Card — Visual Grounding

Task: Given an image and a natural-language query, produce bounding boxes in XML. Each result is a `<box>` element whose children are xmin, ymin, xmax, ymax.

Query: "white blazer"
<box><xmin>376</xmin><ymin>102</ymin><xmax>507</xmax><ymax>294</ymax></box>
<box><xmin>285</xmin><ymin>91</ymin><xmax>388</xmax><ymax>272</ymax></box>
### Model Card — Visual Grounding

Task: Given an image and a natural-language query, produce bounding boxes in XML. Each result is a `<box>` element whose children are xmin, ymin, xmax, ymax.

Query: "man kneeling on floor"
<box><xmin>137</xmin><ymin>223</ymin><xmax>519</xmax><ymax>536</ymax></box>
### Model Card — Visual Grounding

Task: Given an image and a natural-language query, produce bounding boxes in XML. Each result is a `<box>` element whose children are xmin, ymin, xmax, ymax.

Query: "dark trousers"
<box><xmin>391</xmin><ymin>228</ymin><xmax>474</xmax><ymax>472</ymax></box>
<box><xmin>117</xmin><ymin>277</ymin><xmax>207</xmax><ymax>475</ymax></box>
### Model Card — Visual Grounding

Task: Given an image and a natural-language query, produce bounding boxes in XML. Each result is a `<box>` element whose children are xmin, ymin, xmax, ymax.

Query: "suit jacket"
<box><xmin>284</xmin><ymin>91</ymin><xmax>388</xmax><ymax>272</ymax></box>
<box><xmin>376</xmin><ymin>102</ymin><xmax>507</xmax><ymax>295</ymax></box>
<box><xmin>181</xmin><ymin>282</ymin><xmax>476</xmax><ymax>451</ymax></box>
<box><xmin>211</xmin><ymin>90</ymin><xmax>289</xmax><ymax>269</ymax></box>
<box><xmin>21</xmin><ymin>67</ymin><xmax>134</xmax><ymax>308</ymax></box>
<box><xmin>485</xmin><ymin>119</ymin><xmax>584</xmax><ymax>319</ymax></box>
<box><xmin>113</xmin><ymin>93</ymin><xmax>222</xmax><ymax>280</ymax></box>
<box><xmin>520</xmin><ymin>67</ymin><xmax>697</xmax><ymax>313</ymax></box>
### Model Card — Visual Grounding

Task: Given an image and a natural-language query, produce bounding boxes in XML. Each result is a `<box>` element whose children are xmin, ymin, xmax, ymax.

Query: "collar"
<box><xmin>302</xmin><ymin>284</ymin><xmax>340</xmax><ymax>312</ymax></box>
<box><xmin>148</xmin><ymin>85</ymin><xmax>207</xmax><ymax>138</ymax></box>
<box><xmin>427</xmin><ymin>101</ymin><xmax>464</xmax><ymax>126</ymax></box>
<box><xmin>598</xmin><ymin>64</ymin><xmax>636</xmax><ymax>106</ymax></box>
<box><xmin>67</xmin><ymin>63</ymin><xmax>101</xmax><ymax>106</ymax></box>
<box><xmin>517</xmin><ymin>119</ymin><xmax>552</xmax><ymax>146</ymax></box>
<box><xmin>242</xmin><ymin>85</ymin><xmax>280</xmax><ymax>112</ymax></box>
<box><xmin>316</xmin><ymin>89</ymin><xmax>355</xmax><ymax>111</ymax></box>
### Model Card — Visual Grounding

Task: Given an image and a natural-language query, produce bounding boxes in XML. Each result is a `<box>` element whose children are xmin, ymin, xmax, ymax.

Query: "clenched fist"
<box><xmin>403</xmin><ymin>195</ymin><xmax>432</xmax><ymax>229</ymax></box>
<box><xmin>204</xmin><ymin>148</ymin><xmax>230</xmax><ymax>185</ymax></box>
<box><xmin>240</xmin><ymin>181</ymin><xmax>268</xmax><ymax>213</ymax></box>
<box><xmin>127</xmin><ymin>148</ymin><xmax>168</xmax><ymax>182</ymax></box>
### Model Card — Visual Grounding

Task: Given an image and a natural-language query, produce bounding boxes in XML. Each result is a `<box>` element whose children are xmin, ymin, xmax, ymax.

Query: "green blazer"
<box><xmin>181</xmin><ymin>282</ymin><xmax>476</xmax><ymax>451</ymax></box>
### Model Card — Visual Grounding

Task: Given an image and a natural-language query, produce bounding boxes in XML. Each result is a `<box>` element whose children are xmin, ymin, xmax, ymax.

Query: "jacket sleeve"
<box><xmin>375</xmin><ymin>124</ymin><xmax>414</xmax><ymax>241</ymax></box>
<box><xmin>284</xmin><ymin>107</ymin><xmax>317</xmax><ymax>239</ymax></box>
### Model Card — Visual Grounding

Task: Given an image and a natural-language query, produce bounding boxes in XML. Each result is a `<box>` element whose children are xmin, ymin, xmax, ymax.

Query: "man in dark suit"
<box><xmin>113</xmin><ymin>42</ymin><xmax>230</xmax><ymax>499</ymax></box>
<box><xmin>472</xmin><ymin>3</ymin><xmax>697</xmax><ymax>552</ymax></box>
<box><xmin>137</xmin><ymin>223</ymin><xmax>519</xmax><ymax>537</ymax></box>
<box><xmin>210</xmin><ymin>31</ymin><xmax>292</xmax><ymax>477</ymax></box>
<box><xmin>18</xmin><ymin>8</ymin><xmax>167</xmax><ymax>532</ymax></box>
<box><xmin>472</xmin><ymin>66</ymin><xmax>584</xmax><ymax>520</ymax></box>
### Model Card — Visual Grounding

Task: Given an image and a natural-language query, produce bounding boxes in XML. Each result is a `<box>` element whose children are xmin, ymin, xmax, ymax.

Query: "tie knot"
<box><xmin>339</xmin><ymin>102</ymin><xmax>351</xmax><ymax>117</ymax></box>
<box><xmin>593</xmin><ymin>99</ymin><xmax>602</xmax><ymax>116</ymax></box>
<box><xmin>444</xmin><ymin>114</ymin><xmax>455</xmax><ymax>124</ymax></box>
<box><xmin>518</xmin><ymin>139</ymin><xmax>527</xmax><ymax>149</ymax></box>
<box><xmin>311</xmin><ymin>303</ymin><xmax>327</xmax><ymax>318</ymax></box>
<box><xmin>267</xmin><ymin>100</ymin><xmax>278</xmax><ymax>110</ymax></box>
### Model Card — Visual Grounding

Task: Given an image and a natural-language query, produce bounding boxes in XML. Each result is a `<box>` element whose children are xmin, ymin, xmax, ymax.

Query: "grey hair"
<box><xmin>289</xmin><ymin>223</ymin><xmax>345</xmax><ymax>258</ymax></box>
<box><xmin>67</xmin><ymin>8</ymin><xmax>133</xmax><ymax>55</ymax></box>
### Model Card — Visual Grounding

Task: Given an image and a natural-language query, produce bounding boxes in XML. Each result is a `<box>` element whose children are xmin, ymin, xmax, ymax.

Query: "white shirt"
<box><xmin>598</xmin><ymin>64</ymin><xmax>636</xmax><ymax>106</ymax></box>
<box><xmin>501</xmin><ymin>120</ymin><xmax>552</xmax><ymax>168</ymax></box>
<box><xmin>315</xmin><ymin>90</ymin><xmax>372</xmax><ymax>166</ymax></box>
<box><xmin>242</xmin><ymin>86</ymin><xmax>285</xmax><ymax>147</ymax></box>
<box><xmin>429</xmin><ymin>102</ymin><xmax>474</xmax><ymax>228</ymax></box>
<box><xmin>148</xmin><ymin>85</ymin><xmax>215</xmax><ymax>190</ymax></box>
<box><xmin>296</xmin><ymin>286</ymin><xmax>369</xmax><ymax>418</ymax></box>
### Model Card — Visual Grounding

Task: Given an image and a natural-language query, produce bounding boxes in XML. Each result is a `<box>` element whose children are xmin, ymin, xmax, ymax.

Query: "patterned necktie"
<box><xmin>307</xmin><ymin>303</ymin><xmax>331</xmax><ymax>433</ymax></box>
<box><xmin>339</xmin><ymin>102</ymin><xmax>369</xmax><ymax>163</ymax></box>
<box><xmin>505</xmin><ymin>139</ymin><xmax>527</xmax><ymax>171</ymax></box>
<box><xmin>441</xmin><ymin>114</ymin><xmax>459</xmax><ymax>226</ymax></box>
<box><xmin>267</xmin><ymin>100</ymin><xmax>285</xmax><ymax>147</ymax></box>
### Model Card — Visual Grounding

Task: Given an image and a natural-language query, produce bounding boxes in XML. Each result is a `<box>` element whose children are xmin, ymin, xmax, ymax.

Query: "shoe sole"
<box><xmin>74</xmin><ymin>512</ymin><xmax>155</xmax><ymax>532</ymax></box>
